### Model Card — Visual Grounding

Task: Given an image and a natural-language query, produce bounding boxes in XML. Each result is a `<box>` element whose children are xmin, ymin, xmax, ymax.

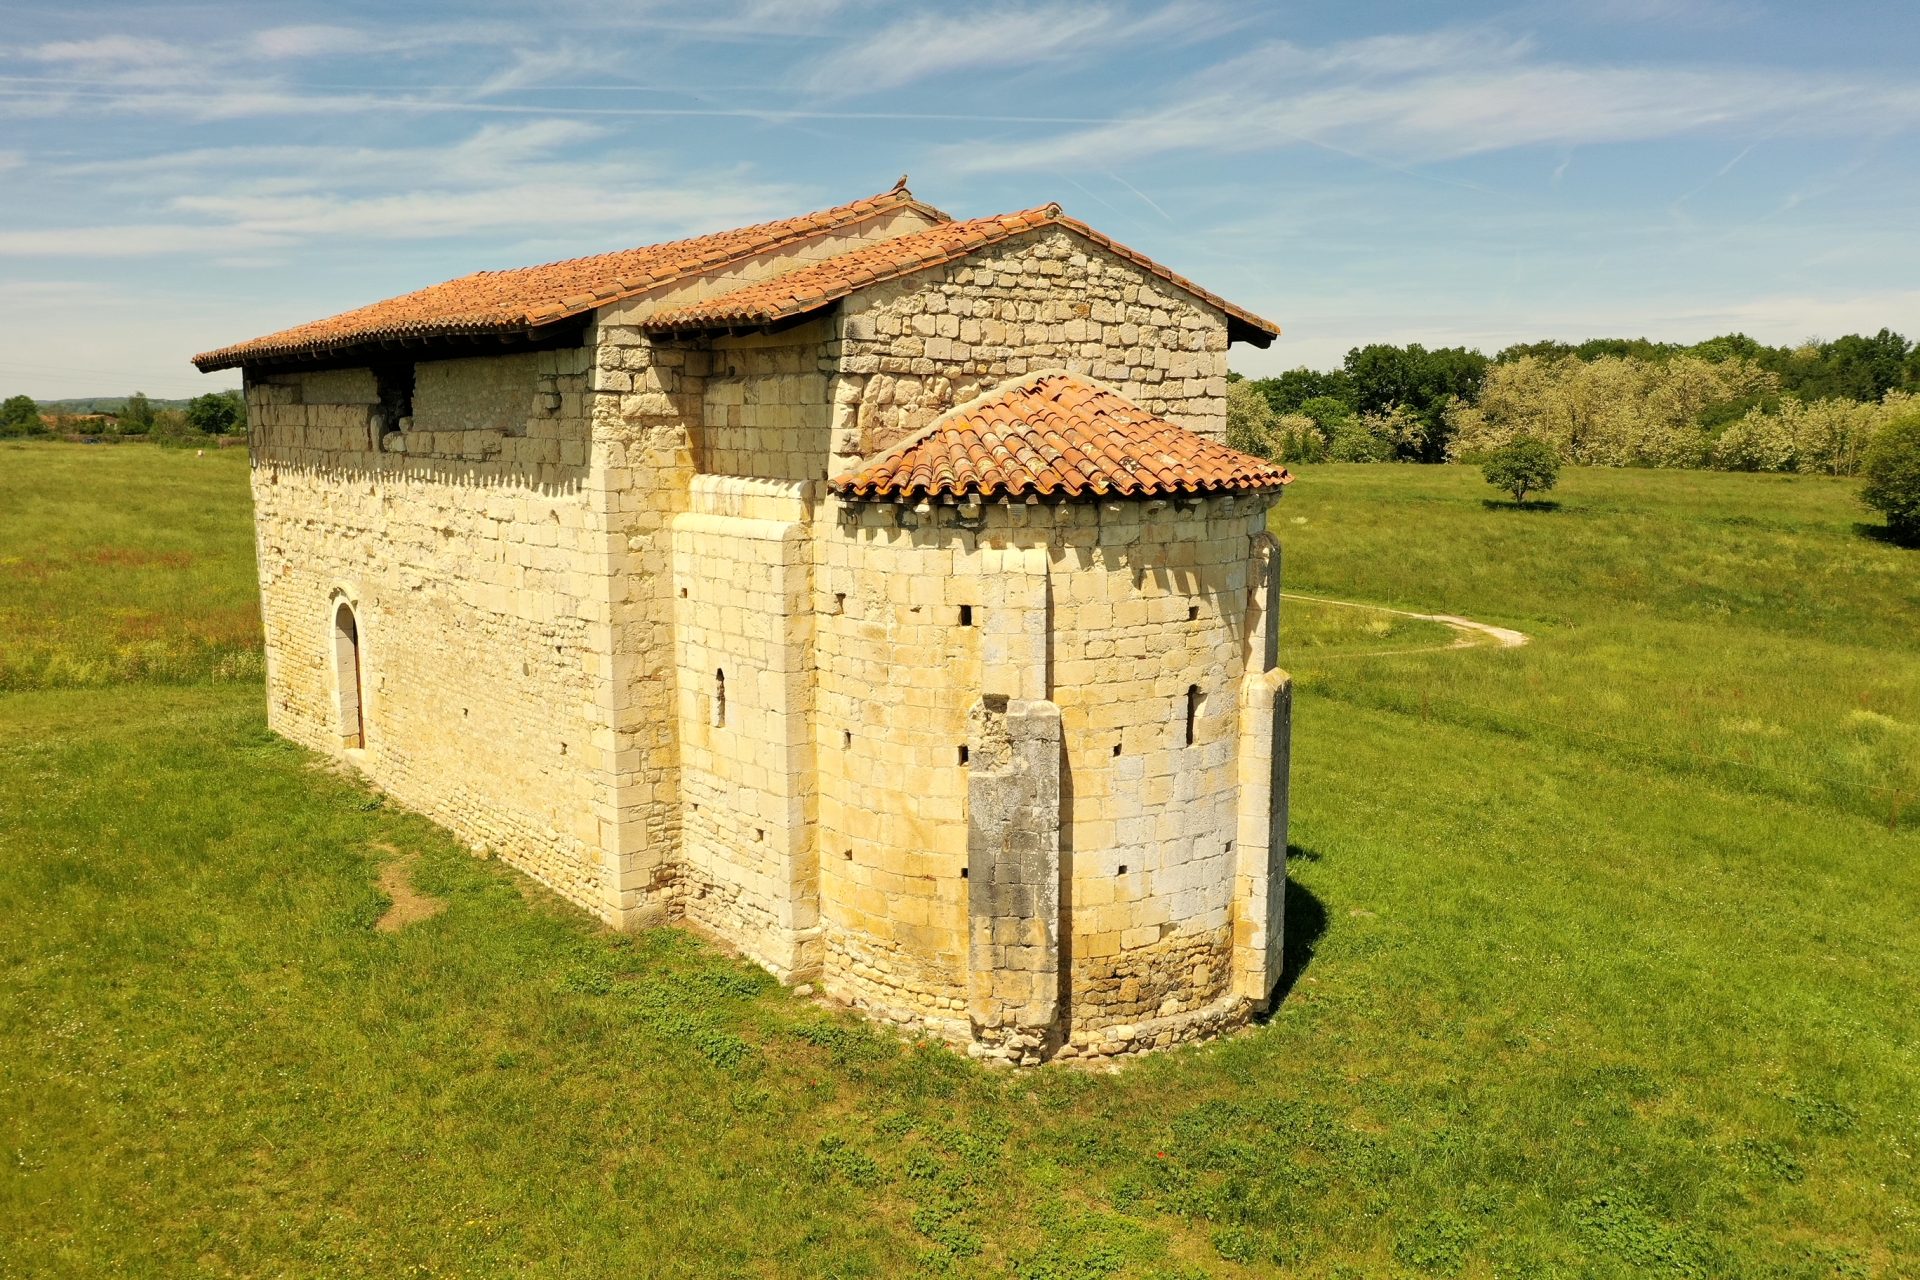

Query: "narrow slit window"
<box><xmin>713</xmin><ymin>669</ymin><xmax>727</xmax><ymax>728</ymax></box>
<box><xmin>958</xmin><ymin>604</ymin><xmax>974</xmax><ymax>626</ymax></box>
<box><xmin>1185</xmin><ymin>684</ymin><xmax>1202</xmax><ymax>746</ymax></box>
<box><xmin>958</xmin><ymin>745</ymin><xmax>969</xmax><ymax>765</ymax></box>
<box><xmin>1187</xmin><ymin>604</ymin><xmax>1200</xmax><ymax>621</ymax></box>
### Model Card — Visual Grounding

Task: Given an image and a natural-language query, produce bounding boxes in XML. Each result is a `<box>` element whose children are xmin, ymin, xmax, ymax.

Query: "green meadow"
<box><xmin>2</xmin><ymin>442</ymin><xmax>1915</xmax><ymax>1278</ymax></box>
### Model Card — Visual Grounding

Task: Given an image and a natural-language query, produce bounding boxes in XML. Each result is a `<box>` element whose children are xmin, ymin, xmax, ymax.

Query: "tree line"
<box><xmin>1</xmin><ymin>391</ymin><xmax>246</xmax><ymax>443</ymax></box>
<box><xmin>1228</xmin><ymin>328</ymin><xmax>1920</xmax><ymax>476</ymax></box>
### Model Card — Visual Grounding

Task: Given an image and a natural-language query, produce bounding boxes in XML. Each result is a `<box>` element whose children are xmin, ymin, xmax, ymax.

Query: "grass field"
<box><xmin>2</xmin><ymin>443</ymin><xmax>1916</xmax><ymax>1278</ymax></box>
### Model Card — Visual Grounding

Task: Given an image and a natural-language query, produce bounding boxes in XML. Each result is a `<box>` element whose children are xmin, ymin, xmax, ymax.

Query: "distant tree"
<box><xmin>1295</xmin><ymin>394</ymin><xmax>1354</xmax><ymax>429</ymax></box>
<box><xmin>1496</xmin><ymin>340</ymin><xmax>1577</xmax><ymax>364</ymax></box>
<box><xmin>0</xmin><ymin>394</ymin><xmax>42</xmax><ymax>437</ymax></box>
<box><xmin>120</xmin><ymin>392</ymin><xmax>156</xmax><ymax>436</ymax></box>
<box><xmin>1250</xmin><ymin>367</ymin><xmax>1354</xmax><ymax>416</ymax></box>
<box><xmin>1481</xmin><ymin>435</ymin><xmax>1561</xmax><ymax>504</ymax></box>
<box><xmin>1225</xmin><ymin>380</ymin><xmax>1276</xmax><ymax>459</ymax></box>
<box><xmin>1689</xmin><ymin>332</ymin><xmax>1766</xmax><ymax>363</ymax></box>
<box><xmin>1861</xmin><ymin>412</ymin><xmax>1920</xmax><ymax>541</ymax></box>
<box><xmin>1343</xmin><ymin>343</ymin><xmax>1487</xmax><ymax>461</ymax></box>
<box><xmin>186</xmin><ymin>390</ymin><xmax>244</xmax><ymax>435</ymax></box>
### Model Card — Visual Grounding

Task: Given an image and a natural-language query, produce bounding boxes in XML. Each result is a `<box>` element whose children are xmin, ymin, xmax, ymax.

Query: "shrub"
<box><xmin>1272</xmin><ymin>412</ymin><xmax>1327</xmax><ymax>463</ymax></box>
<box><xmin>1860</xmin><ymin>412</ymin><xmax>1920</xmax><ymax>540</ymax></box>
<box><xmin>1225</xmin><ymin>380</ymin><xmax>1276</xmax><ymax>459</ymax></box>
<box><xmin>1481</xmin><ymin>434</ymin><xmax>1561</xmax><ymax>504</ymax></box>
<box><xmin>1</xmin><ymin>394</ymin><xmax>46</xmax><ymax>437</ymax></box>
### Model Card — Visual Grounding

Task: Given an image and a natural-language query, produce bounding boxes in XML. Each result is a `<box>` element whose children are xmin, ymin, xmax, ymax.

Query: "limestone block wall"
<box><xmin>829</xmin><ymin>228</ymin><xmax>1233</xmax><ymax>470</ymax></box>
<box><xmin>813</xmin><ymin>501</ymin><xmax>993</xmax><ymax>1034</ymax></box>
<box><xmin>576</xmin><ymin>204</ymin><xmax>947</xmax><ymax>924</ymax></box>
<box><xmin>703</xmin><ymin>322</ymin><xmax>835</xmax><ymax>480</ymax></box>
<box><xmin>585</xmin><ymin>324</ymin><xmax>710</xmax><ymax>922</ymax></box>
<box><xmin>811</xmin><ymin>494</ymin><xmax>1281</xmax><ymax>1058</ymax></box>
<box><xmin>1045</xmin><ymin>495</ymin><xmax>1276</xmax><ymax>1055</ymax></box>
<box><xmin>670</xmin><ymin>476</ymin><xmax>820</xmax><ymax>979</ymax></box>
<box><xmin>246</xmin><ymin>347</ymin><xmax>614</xmax><ymax>912</ymax></box>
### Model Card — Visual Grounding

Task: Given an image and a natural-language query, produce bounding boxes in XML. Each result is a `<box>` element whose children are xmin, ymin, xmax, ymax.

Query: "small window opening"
<box><xmin>1185</xmin><ymin>684</ymin><xmax>1202</xmax><ymax>746</ymax></box>
<box><xmin>332</xmin><ymin>601</ymin><xmax>364</xmax><ymax>750</ymax></box>
<box><xmin>961</xmin><ymin>866</ymin><xmax>969</xmax><ymax>879</ymax></box>
<box><xmin>1117</xmin><ymin>864</ymin><xmax>1129</xmax><ymax>875</ymax></box>
<box><xmin>842</xmin><ymin>848</ymin><xmax>853</xmax><ymax>861</ymax></box>
<box><xmin>958</xmin><ymin>604</ymin><xmax>974</xmax><ymax>626</ymax></box>
<box><xmin>958</xmin><ymin>745</ymin><xmax>970</xmax><ymax>765</ymax></box>
<box><xmin>1224</xmin><ymin>840</ymin><xmax>1234</xmax><ymax>854</ymax></box>
<box><xmin>833</xmin><ymin>592</ymin><xmax>846</xmax><ymax>614</ymax></box>
<box><xmin>1112</xmin><ymin>740</ymin><xmax>1123</xmax><ymax>757</ymax></box>
<box><xmin>755</xmin><ymin>828</ymin><xmax>765</xmax><ymax>843</ymax></box>
<box><xmin>713</xmin><ymin>669</ymin><xmax>727</xmax><ymax>728</ymax></box>
<box><xmin>679</xmin><ymin>586</ymin><xmax>688</xmax><ymax>598</ymax></box>
<box><xmin>842</xmin><ymin>729</ymin><xmax>853</xmax><ymax>748</ymax></box>
<box><xmin>1187</xmin><ymin>604</ymin><xmax>1200</xmax><ymax>621</ymax></box>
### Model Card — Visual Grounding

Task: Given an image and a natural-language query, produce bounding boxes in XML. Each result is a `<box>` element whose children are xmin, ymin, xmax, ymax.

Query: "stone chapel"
<box><xmin>194</xmin><ymin>183</ymin><xmax>1294</xmax><ymax>1063</ymax></box>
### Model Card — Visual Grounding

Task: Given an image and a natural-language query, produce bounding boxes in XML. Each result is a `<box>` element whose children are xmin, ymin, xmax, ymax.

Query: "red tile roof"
<box><xmin>644</xmin><ymin>204</ymin><xmax>1282</xmax><ymax>345</ymax></box>
<box><xmin>829</xmin><ymin>372</ymin><xmax>1293</xmax><ymax>502</ymax></box>
<box><xmin>192</xmin><ymin>186</ymin><xmax>945</xmax><ymax>371</ymax></box>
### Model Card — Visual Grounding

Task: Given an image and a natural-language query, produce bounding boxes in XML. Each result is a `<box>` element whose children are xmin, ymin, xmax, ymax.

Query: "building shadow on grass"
<box><xmin>1252</xmin><ymin>846</ymin><xmax>1328</xmax><ymax>1022</ymax></box>
<box><xmin>1854</xmin><ymin>521</ymin><xmax>1918</xmax><ymax>549</ymax></box>
<box><xmin>1480</xmin><ymin>498</ymin><xmax>1562</xmax><ymax>512</ymax></box>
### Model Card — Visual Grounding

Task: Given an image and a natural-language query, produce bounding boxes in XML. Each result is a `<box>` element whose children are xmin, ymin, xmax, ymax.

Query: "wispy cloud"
<box><xmin>799</xmin><ymin>0</ymin><xmax>1242</xmax><ymax>95</ymax></box>
<box><xmin>3</xmin><ymin>119</ymin><xmax>800</xmax><ymax>256</ymax></box>
<box><xmin>942</xmin><ymin>35</ymin><xmax>1920</xmax><ymax>171</ymax></box>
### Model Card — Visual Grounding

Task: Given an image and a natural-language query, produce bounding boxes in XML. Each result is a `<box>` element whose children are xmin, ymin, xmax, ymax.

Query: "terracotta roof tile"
<box><xmin>644</xmin><ymin>205</ymin><xmax>1281</xmax><ymax>344</ymax></box>
<box><xmin>829</xmin><ymin>372</ymin><xmax>1293</xmax><ymax>502</ymax></box>
<box><xmin>192</xmin><ymin>186</ymin><xmax>943</xmax><ymax>371</ymax></box>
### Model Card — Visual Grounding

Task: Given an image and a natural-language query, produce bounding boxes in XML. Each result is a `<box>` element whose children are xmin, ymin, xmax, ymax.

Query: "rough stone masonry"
<box><xmin>193</xmin><ymin>185</ymin><xmax>1295</xmax><ymax>1063</ymax></box>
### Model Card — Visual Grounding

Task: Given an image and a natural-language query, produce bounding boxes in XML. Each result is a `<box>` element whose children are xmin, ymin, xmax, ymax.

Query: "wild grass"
<box><xmin>0</xmin><ymin>442</ymin><xmax>261</xmax><ymax>689</ymax></box>
<box><xmin>1278</xmin><ymin>464</ymin><xmax>1920</xmax><ymax>824</ymax></box>
<box><xmin>1</xmin><ymin>446</ymin><xmax>1915</xmax><ymax>1277</ymax></box>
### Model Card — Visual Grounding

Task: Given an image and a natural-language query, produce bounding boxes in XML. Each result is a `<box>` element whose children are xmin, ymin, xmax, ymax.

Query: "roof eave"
<box><xmin>192</xmin><ymin>314</ymin><xmax>592</xmax><ymax>374</ymax></box>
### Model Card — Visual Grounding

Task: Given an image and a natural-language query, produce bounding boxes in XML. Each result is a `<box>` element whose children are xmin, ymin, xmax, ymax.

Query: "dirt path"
<box><xmin>372</xmin><ymin>842</ymin><xmax>446</xmax><ymax>932</ymax></box>
<box><xmin>1282</xmin><ymin>592</ymin><xmax>1529</xmax><ymax>657</ymax></box>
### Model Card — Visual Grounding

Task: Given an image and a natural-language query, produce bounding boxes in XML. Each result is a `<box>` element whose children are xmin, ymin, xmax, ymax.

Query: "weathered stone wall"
<box><xmin>812</xmin><ymin>499</ymin><xmax>986</xmax><ymax>1036</ymax></box>
<box><xmin>810</xmin><ymin>493</ymin><xmax>1279</xmax><ymax>1058</ymax></box>
<box><xmin>670</xmin><ymin>476</ymin><xmax>820</xmax><ymax>979</ymax></box>
<box><xmin>703</xmin><ymin>322</ymin><xmax>834</xmax><ymax>480</ymax></box>
<box><xmin>246</xmin><ymin>347</ymin><xmax>613</xmax><ymax>912</ymax></box>
<box><xmin>829</xmin><ymin>227</ymin><xmax>1232</xmax><ymax>471</ymax></box>
<box><xmin>1044</xmin><ymin>494</ymin><xmax>1274</xmax><ymax>1056</ymax></box>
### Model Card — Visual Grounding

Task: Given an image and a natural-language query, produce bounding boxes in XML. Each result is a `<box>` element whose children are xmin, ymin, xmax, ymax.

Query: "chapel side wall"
<box><xmin>246</xmin><ymin>350</ymin><xmax>614</xmax><ymax>913</ymax></box>
<box><xmin>813</xmin><ymin>499</ymin><xmax>999</xmax><ymax>1033</ymax></box>
<box><xmin>1048</xmin><ymin>495</ymin><xmax>1274</xmax><ymax>1046</ymax></box>
<box><xmin>830</xmin><ymin>228</ymin><xmax>1232</xmax><ymax>469</ymax></box>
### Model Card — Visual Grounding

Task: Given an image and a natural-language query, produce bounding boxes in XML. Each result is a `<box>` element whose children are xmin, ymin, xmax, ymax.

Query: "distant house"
<box><xmin>193</xmin><ymin>183</ymin><xmax>1294</xmax><ymax>1063</ymax></box>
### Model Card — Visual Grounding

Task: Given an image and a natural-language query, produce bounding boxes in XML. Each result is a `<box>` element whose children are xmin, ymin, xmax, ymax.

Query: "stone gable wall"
<box><xmin>828</xmin><ymin>228</ymin><xmax>1232</xmax><ymax>472</ymax></box>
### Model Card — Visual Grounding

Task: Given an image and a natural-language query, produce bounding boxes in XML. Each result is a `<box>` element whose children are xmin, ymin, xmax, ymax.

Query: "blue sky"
<box><xmin>4</xmin><ymin>0</ymin><xmax>1918</xmax><ymax>398</ymax></box>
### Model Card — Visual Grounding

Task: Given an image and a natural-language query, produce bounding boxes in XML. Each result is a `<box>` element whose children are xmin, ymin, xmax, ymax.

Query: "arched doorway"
<box><xmin>333</xmin><ymin>601</ymin><xmax>364</xmax><ymax>749</ymax></box>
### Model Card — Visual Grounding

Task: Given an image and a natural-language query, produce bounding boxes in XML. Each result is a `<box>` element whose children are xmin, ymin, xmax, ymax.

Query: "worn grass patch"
<box><xmin>1</xmin><ymin>451</ymin><xmax>1916</xmax><ymax>1276</ymax></box>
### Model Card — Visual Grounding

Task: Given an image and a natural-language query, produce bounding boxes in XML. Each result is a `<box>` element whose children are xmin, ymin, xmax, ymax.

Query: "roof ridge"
<box><xmin>192</xmin><ymin>184</ymin><xmax>947</xmax><ymax>371</ymax></box>
<box><xmin>642</xmin><ymin>202</ymin><xmax>1279</xmax><ymax>343</ymax></box>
